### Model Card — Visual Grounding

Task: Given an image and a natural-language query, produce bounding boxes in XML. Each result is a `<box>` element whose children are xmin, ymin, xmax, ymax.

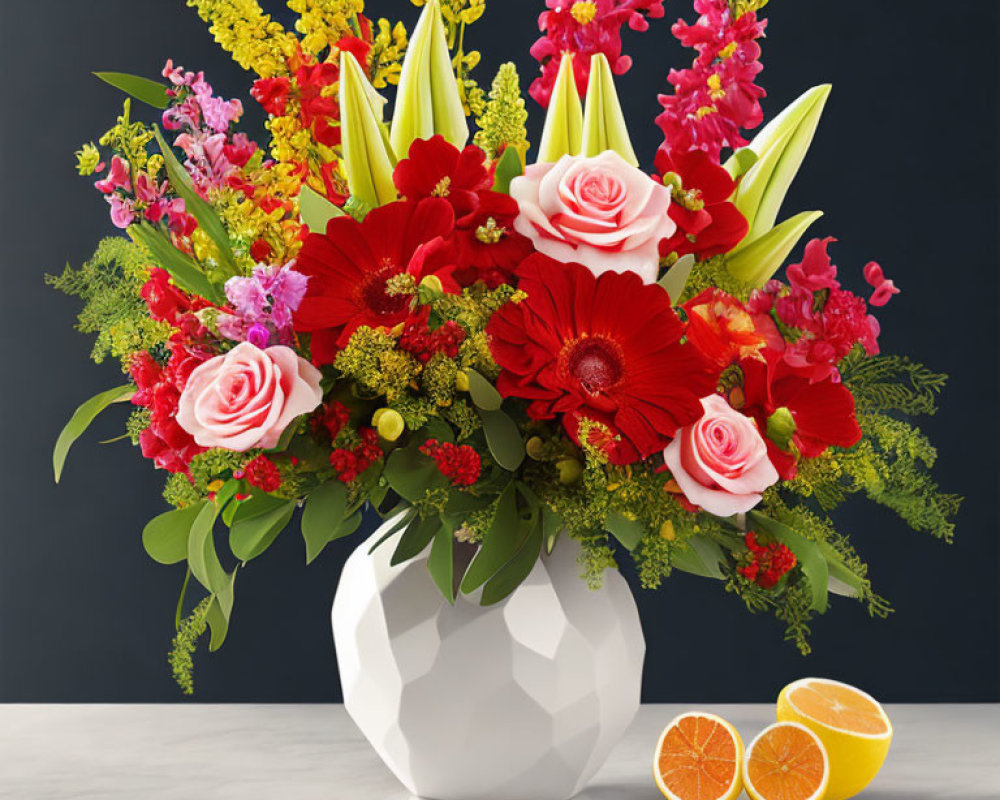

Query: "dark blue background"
<box><xmin>1</xmin><ymin>0</ymin><xmax>996</xmax><ymax>702</ymax></box>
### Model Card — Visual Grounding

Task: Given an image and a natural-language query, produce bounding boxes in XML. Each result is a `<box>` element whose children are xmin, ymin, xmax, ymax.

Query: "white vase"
<box><xmin>331</xmin><ymin>517</ymin><xmax>646</xmax><ymax>800</ymax></box>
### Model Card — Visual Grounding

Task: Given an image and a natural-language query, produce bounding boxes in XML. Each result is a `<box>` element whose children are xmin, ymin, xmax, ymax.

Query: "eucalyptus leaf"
<box><xmin>383</xmin><ymin>442</ymin><xmax>444</xmax><ymax>502</ymax></box>
<box><xmin>94</xmin><ymin>71</ymin><xmax>169</xmax><ymax>109</ymax></box>
<box><xmin>299</xmin><ymin>184</ymin><xmax>345</xmax><ymax>233</ymax></box>
<box><xmin>671</xmin><ymin>535</ymin><xmax>726</xmax><ymax>579</ymax></box>
<box><xmin>479</xmin><ymin>409</ymin><xmax>525</xmax><ymax>472</ymax></box>
<box><xmin>426</xmin><ymin>525</ymin><xmax>456</xmax><ymax>603</ymax></box>
<box><xmin>206</xmin><ymin>569</ymin><xmax>237</xmax><ymax>652</ymax></box>
<box><xmin>129</xmin><ymin>223</ymin><xmax>224</xmax><ymax>304</ymax></box>
<box><xmin>142</xmin><ymin>503</ymin><xmax>205</xmax><ymax>565</ymax></box>
<box><xmin>492</xmin><ymin>145</ymin><xmax>524</xmax><ymax>194</ymax></box>
<box><xmin>605</xmin><ymin>513</ymin><xmax>645</xmax><ymax>552</ymax></box>
<box><xmin>465</xmin><ymin>369</ymin><xmax>502</xmax><ymax>411</ymax></box>
<box><xmin>153</xmin><ymin>127</ymin><xmax>236</xmax><ymax>275</ymax></box>
<box><xmin>481</xmin><ymin>524</ymin><xmax>542</xmax><ymax>606</ymax></box>
<box><xmin>229</xmin><ymin>493</ymin><xmax>296</xmax><ymax>562</ymax></box>
<box><xmin>187</xmin><ymin>503</ymin><xmax>227</xmax><ymax>594</ymax></box>
<box><xmin>368</xmin><ymin>510</ymin><xmax>415</xmax><ymax>554</ymax></box>
<box><xmin>301</xmin><ymin>481</ymin><xmax>348</xmax><ymax>564</ymax></box>
<box><xmin>658</xmin><ymin>253</ymin><xmax>695</xmax><ymax>304</ymax></box>
<box><xmin>392</xmin><ymin>514</ymin><xmax>441</xmax><ymax>565</ymax></box>
<box><xmin>460</xmin><ymin>482</ymin><xmax>520</xmax><ymax>594</ymax></box>
<box><xmin>53</xmin><ymin>384</ymin><xmax>134</xmax><ymax>482</ymax></box>
<box><xmin>750</xmin><ymin>511</ymin><xmax>829</xmax><ymax>613</ymax></box>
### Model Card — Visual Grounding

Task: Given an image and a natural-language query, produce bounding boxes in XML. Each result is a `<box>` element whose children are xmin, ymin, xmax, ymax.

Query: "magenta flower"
<box><xmin>217</xmin><ymin>264</ymin><xmax>310</xmax><ymax>347</ymax></box>
<box><xmin>94</xmin><ymin>156</ymin><xmax>131</xmax><ymax>194</ymax></box>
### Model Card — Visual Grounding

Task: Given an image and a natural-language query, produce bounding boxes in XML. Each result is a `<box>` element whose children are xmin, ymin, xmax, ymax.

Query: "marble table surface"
<box><xmin>1</xmin><ymin>704</ymin><xmax>997</xmax><ymax>799</ymax></box>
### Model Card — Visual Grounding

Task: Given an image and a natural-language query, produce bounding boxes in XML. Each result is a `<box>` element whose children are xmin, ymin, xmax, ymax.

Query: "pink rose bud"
<box><xmin>176</xmin><ymin>342</ymin><xmax>323</xmax><ymax>451</ymax></box>
<box><xmin>510</xmin><ymin>152</ymin><xmax>675</xmax><ymax>284</ymax></box>
<box><xmin>663</xmin><ymin>394</ymin><xmax>779</xmax><ymax>517</ymax></box>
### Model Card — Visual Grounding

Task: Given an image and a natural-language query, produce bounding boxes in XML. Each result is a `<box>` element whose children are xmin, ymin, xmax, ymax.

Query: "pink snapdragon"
<box><xmin>217</xmin><ymin>264</ymin><xmax>310</xmax><ymax>347</ymax></box>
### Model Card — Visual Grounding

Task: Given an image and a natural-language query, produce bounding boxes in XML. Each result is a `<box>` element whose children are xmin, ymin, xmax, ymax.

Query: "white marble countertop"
<box><xmin>0</xmin><ymin>704</ymin><xmax>997</xmax><ymax>799</ymax></box>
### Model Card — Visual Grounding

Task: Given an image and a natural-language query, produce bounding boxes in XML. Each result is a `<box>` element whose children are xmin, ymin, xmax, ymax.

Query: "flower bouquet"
<box><xmin>53</xmin><ymin>0</ymin><xmax>958</xmax><ymax>796</ymax></box>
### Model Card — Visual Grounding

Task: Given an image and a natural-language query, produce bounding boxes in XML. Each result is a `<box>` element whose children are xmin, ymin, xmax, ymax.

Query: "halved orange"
<box><xmin>777</xmin><ymin>678</ymin><xmax>892</xmax><ymax>800</ymax></box>
<box><xmin>653</xmin><ymin>712</ymin><xmax>744</xmax><ymax>800</ymax></box>
<box><xmin>743</xmin><ymin>721</ymin><xmax>829</xmax><ymax>800</ymax></box>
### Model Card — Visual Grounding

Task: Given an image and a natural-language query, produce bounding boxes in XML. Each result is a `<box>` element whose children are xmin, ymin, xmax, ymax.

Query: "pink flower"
<box><xmin>176</xmin><ymin>342</ymin><xmax>323</xmax><ymax>451</ymax></box>
<box><xmin>786</xmin><ymin>237</ymin><xmax>840</xmax><ymax>292</ymax></box>
<box><xmin>94</xmin><ymin>156</ymin><xmax>131</xmax><ymax>194</ymax></box>
<box><xmin>510</xmin><ymin>152</ymin><xmax>675</xmax><ymax>283</ymax></box>
<box><xmin>863</xmin><ymin>261</ymin><xmax>900</xmax><ymax>307</ymax></box>
<box><xmin>106</xmin><ymin>195</ymin><xmax>135</xmax><ymax>228</ymax></box>
<box><xmin>663</xmin><ymin>393</ymin><xmax>778</xmax><ymax>516</ymax></box>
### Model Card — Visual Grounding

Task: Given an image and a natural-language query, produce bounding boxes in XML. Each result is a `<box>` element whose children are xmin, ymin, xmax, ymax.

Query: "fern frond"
<box><xmin>841</xmin><ymin>350</ymin><xmax>948</xmax><ymax>416</ymax></box>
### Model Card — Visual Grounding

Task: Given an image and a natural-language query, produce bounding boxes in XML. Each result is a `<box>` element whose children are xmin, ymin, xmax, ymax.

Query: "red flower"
<box><xmin>394</xmin><ymin>137</ymin><xmax>531</xmax><ymax>286</ymax></box>
<box><xmin>656</xmin><ymin>147</ymin><xmax>747</xmax><ymax>260</ymax></box>
<box><xmin>420</xmin><ymin>439</ymin><xmax>482</xmax><ymax>486</ymax></box>
<box><xmin>251</xmin><ymin>76</ymin><xmax>291</xmax><ymax>116</ymax></box>
<box><xmin>398</xmin><ymin>306</ymin><xmax>467</xmax><ymax>363</ymax></box>
<box><xmin>529</xmin><ymin>0</ymin><xmax>667</xmax><ymax>107</ymax></box>
<box><xmin>655</xmin><ymin>0</ymin><xmax>766</xmax><ymax>159</ymax></box>
<box><xmin>329</xmin><ymin>428</ymin><xmax>382</xmax><ymax>483</ymax></box>
<box><xmin>488</xmin><ymin>255</ymin><xmax>719</xmax><ymax>464</ymax></box>
<box><xmin>738</xmin><ymin>531</ymin><xmax>796</xmax><ymax>589</ymax></box>
<box><xmin>683</xmin><ymin>288</ymin><xmax>768</xmax><ymax>367</ymax></box>
<box><xmin>244</xmin><ymin>455</ymin><xmax>282</xmax><ymax>493</ymax></box>
<box><xmin>293</xmin><ymin>199</ymin><xmax>459</xmax><ymax>364</ymax></box>
<box><xmin>142</xmin><ymin>268</ymin><xmax>210</xmax><ymax>325</ymax></box>
<box><xmin>787</xmin><ymin>237</ymin><xmax>840</xmax><ymax>293</ymax></box>
<box><xmin>863</xmin><ymin>261</ymin><xmax>900</xmax><ymax>308</ymax></box>
<box><xmin>739</xmin><ymin>354</ymin><xmax>862</xmax><ymax>479</ymax></box>
<box><xmin>313</xmin><ymin>400</ymin><xmax>352</xmax><ymax>441</ymax></box>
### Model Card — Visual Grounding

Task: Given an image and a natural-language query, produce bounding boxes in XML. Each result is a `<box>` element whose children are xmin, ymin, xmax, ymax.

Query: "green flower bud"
<box><xmin>766</xmin><ymin>406</ymin><xmax>797</xmax><ymax>452</ymax></box>
<box><xmin>557</xmin><ymin>457</ymin><xmax>583</xmax><ymax>484</ymax></box>
<box><xmin>374</xmin><ymin>408</ymin><xmax>405</xmax><ymax>442</ymax></box>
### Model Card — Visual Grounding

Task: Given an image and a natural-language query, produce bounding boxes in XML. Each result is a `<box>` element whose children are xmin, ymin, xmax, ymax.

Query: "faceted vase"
<box><xmin>331</xmin><ymin>518</ymin><xmax>646</xmax><ymax>800</ymax></box>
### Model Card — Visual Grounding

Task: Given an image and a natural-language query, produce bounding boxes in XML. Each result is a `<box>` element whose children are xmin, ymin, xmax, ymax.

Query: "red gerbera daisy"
<box><xmin>293</xmin><ymin>198</ymin><xmax>459</xmax><ymax>365</ymax></box>
<box><xmin>738</xmin><ymin>354</ymin><xmax>862</xmax><ymax>479</ymax></box>
<box><xmin>488</xmin><ymin>255</ymin><xmax>719</xmax><ymax>464</ymax></box>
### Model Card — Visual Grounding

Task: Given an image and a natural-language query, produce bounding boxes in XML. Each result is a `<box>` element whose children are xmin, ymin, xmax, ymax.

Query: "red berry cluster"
<box><xmin>244</xmin><ymin>454</ymin><xmax>282</xmax><ymax>493</ymax></box>
<box><xmin>738</xmin><ymin>531</ymin><xmax>797</xmax><ymax>589</ymax></box>
<box><xmin>313</xmin><ymin>400</ymin><xmax>352</xmax><ymax>441</ymax></box>
<box><xmin>419</xmin><ymin>439</ymin><xmax>482</xmax><ymax>487</ymax></box>
<box><xmin>329</xmin><ymin>428</ymin><xmax>382</xmax><ymax>483</ymax></box>
<box><xmin>398</xmin><ymin>309</ymin><xmax>466</xmax><ymax>364</ymax></box>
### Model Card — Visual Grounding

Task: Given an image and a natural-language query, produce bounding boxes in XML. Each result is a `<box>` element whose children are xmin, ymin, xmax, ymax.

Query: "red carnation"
<box><xmin>488</xmin><ymin>255</ymin><xmax>719</xmax><ymax>464</ymax></box>
<box><xmin>329</xmin><ymin>428</ymin><xmax>383</xmax><ymax>483</ymax></box>
<box><xmin>656</xmin><ymin>147</ymin><xmax>748</xmax><ymax>260</ymax></box>
<box><xmin>738</xmin><ymin>531</ymin><xmax>796</xmax><ymax>589</ymax></box>
<box><xmin>738</xmin><ymin>354</ymin><xmax>862</xmax><ymax>480</ymax></box>
<box><xmin>293</xmin><ymin>198</ymin><xmax>459</xmax><ymax>364</ymax></box>
<box><xmin>244</xmin><ymin>455</ymin><xmax>282</xmax><ymax>493</ymax></box>
<box><xmin>420</xmin><ymin>439</ymin><xmax>482</xmax><ymax>486</ymax></box>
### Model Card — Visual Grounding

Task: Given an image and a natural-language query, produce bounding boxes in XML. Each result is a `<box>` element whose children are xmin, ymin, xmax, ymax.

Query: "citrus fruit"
<box><xmin>653</xmin><ymin>712</ymin><xmax>744</xmax><ymax>800</ymax></box>
<box><xmin>743</xmin><ymin>721</ymin><xmax>829</xmax><ymax>800</ymax></box>
<box><xmin>777</xmin><ymin>677</ymin><xmax>892</xmax><ymax>800</ymax></box>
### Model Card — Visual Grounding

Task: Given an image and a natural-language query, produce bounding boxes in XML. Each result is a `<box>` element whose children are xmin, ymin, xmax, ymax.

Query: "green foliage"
<box><xmin>841</xmin><ymin>350</ymin><xmax>948</xmax><ymax>416</ymax></box>
<box><xmin>335</xmin><ymin>327</ymin><xmax>421</xmax><ymax>402</ymax></box>
<box><xmin>188</xmin><ymin>449</ymin><xmax>252</xmax><ymax>494</ymax></box>
<box><xmin>169</xmin><ymin>596</ymin><xmax>211</xmax><ymax>695</ymax></box>
<box><xmin>682</xmin><ymin>255</ymin><xmax>752</xmax><ymax>302</ymax></box>
<box><xmin>164</xmin><ymin>472</ymin><xmax>201</xmax><ymax>509</ymax></box>
<box><xmin>126</xmin><ymin>407</ymin><xmax>151</xmax><ymax>445</ymax></box>
<box><xmin>46</xmin><ymin>237</ymin><xmax>169</xmax><ymax>366</ymax></box>
<box><xmin>577</xmin><ymin>537</ymin><xmax>619</xmax><ymax>589</ymax></box>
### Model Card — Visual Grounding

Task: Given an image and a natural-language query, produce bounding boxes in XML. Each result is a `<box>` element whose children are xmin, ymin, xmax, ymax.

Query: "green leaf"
<box><xmin>368</xmin><ymin>510</ymin><xmax>415</xmax><ymax>553</ymax></box>
<box><xmin>53</xmin><ymin>384</ymin><xmax>134</xmax><ymax>483</ymax></box>
<box><xmin>143</xmin><ymin>503</ymin><xmax>205</xmax><ymax>565</ymax></box>
<box><xmin>153</xmin><ymin>127</ymin><xmax>236</xmax><ymax>275</ymax></box>
<box><xmin>213</xmin><ymin>480</ymin><xmax>241</xmax><ymax>513</ymax></box>
<box><xmin>426</xmin><ymin>524</ymin><xmax>456</xmax><ymax>603</ymax></box>
<box><xmin>94</xmin><ymin>71</ymin><xmax>169</xmax><ymax>109</ymax></box>
<box><xmin>229</xmin><ymin>493</ymin><xmax>297</xmax><ymax>562</ymax></box>
<box><xmin>392</xmin><ymin>514</ymin><xmax>441</xmax><ymax>565</ymax></box>
<box><xmin>465</xmin><ymin>369</ymin><xmax>502</xmax><ymax>411</ymax></box>
<box><xmin>299</xmin><ymin>184</ymin><xmax>345</xmax><ymax>233</ymax></box>
<box><xmin>460</xmin><ymin>482</ymin><xmax>521</xmax><ymax>593</ymax></box>
<box><xmin>301</xmin><ymin>481</ymin><xmax>348</xmax><ymax>564</ymax></box>
<box><xmin>187</xmin><ymin>503</ymin><xmax>227</xmax><ymax>594</ymax></box>
<box><xmin>543</xmin><ymin>506</ymin><xmax>563</xmax><ymax>554</ymax></box>
<box><xmin>383</xmin><ymin>442</ymin><xmax>444</xmax><ymax>502</ymax></box>
<box><xmin>129</xmin><ymin>223</ymin><xmax>224</xmax><ymax>304</ymax></box>
<box><xmin>481</xmin><ymin>524</ymin><xmax>542</xmax><ymax>606</ymax></box>
<box><xmin>816</xmin><ymin>540</ymin><xmax>865</xmax><ymax>598</ymax></box>
<box><xmin>206</xmin><ymin>569</ymin><xmax>237</xmax><ymax>652</ymax></box>
<box><xmin>750</xmin><ymin>511</ymin><xmax>829</xmax><ymax>613</ymax></box>
<box><xmin>605</xmin><ymin>513</ymin><xmax>645</xmax><ymax>551</ymax></box>
<box><xmin>492</xmin><ymin>145</ymin><xmax>524</xmax><ymax>194</ymax></box>
<box><xmin>658</xmin><ymin>254</ymin><xmax>695</xmax><ymax>304</ymax></box>
<box><xmin>723</xmin><ymin>146</ymin><xmax>758</xmax><ymax>179</ymax></box>
<box><xmin>671</xmin><ymin>535</ymin><xmax>726</xmax><ymax>579</ymax></box>
<box><xmin>268</xmin><ymin>413</ymin><xmax>308</xmax><ymax>454</ymax></box>
<box><xmin>479</xmin><ymin>408</ymin><xmax>525</xmax><ymax>472</ymax></box>
<box><xmin>725</xmin><ymin>210</ymin><xmax>823</xmax><ymax>288</ymax></box>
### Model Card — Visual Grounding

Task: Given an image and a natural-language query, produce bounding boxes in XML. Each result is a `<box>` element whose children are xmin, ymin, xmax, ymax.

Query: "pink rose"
<box><xmin>177</xmin><ymin>342</ymin><xmax>323</xmax><ymax>451</ymax></box>
<box><xmin>663</xmin><ymin>394</ymin><xmax>778</xmax><ymax>516</ymax></box>
<box><xmin>510</xmin><ymin>151</ymin><xmax>675</xmax><ymax>283</ymax></box>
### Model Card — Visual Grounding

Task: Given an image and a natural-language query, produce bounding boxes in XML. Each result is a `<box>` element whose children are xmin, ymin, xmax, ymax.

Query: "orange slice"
<box><xmin>743</xmin><ymin>721</ymin><xmax>829</xmax><ymax>800</ymax></box>
<box><xmin>653</xmin><ymin>712</ymin><xmax>744</xmax><ymax>800</ymax></box>
<box><xmin>777</xmin><ymin>678</ymin><xmax>892</xmax><ymax>800</ymax></box>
